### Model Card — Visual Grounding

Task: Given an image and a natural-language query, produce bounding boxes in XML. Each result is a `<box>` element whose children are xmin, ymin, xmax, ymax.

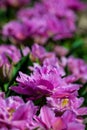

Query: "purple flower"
<box><xmin>2</xmin><ymin>21</ymin><xmax>29</xmax><ymax>41</ymax></box>
<box><xmin>11</xmin><ymin>63</ymin><xmax>81</xmax><ymax>100</ymax></box>
<box><xmin>47</xmin><ymin>96</ymin><xmax>87</xmax><ymax>116</ymax></box>
<box><xmin>31</xmin><ymin>43</ymin><xmax>48</xmax><ymax>60</ymax></box>
<box><xmin>67</xmin><ymin>56</ymin><xmax>87</xmax><ymax>83</ymax></box>
<box><xmin>64</xmin><ymin>0</ymin><xmax>86</xmax><ymax>10</ymax></box>
<box><xmin>0</xmin><ymin>0</ymin><xmax>30</xmax><ymax>8</ymax></box>
<box><xmin>0</xmin><ymin>45</ymin><xmax>21</xmax><ymax>64</ymax></box>
<box><xmin>0</xmin><ymin>44</ymin><xmax>21</xmax><ymax>78</ymax></box>
<box><xmin>33</xmin><ymin>106</ymin><xmax>66</xmax><ymax>130</ymax></box>
<box><xmin>31</xmin><ymin>43</ymin><xmax>55</xmax><ymax>62</ymax></box>
<box><xmin>0</xmin><ymin>44</ymin><xmax>29</xmax><ymax>79</ymax></box>
<box><xmin>7</xmin><ymin>0</ymin><xmax>30</xmax><ymax>7</ymax></box>
<box><xmin>17</xmin><ymin>6</ymin><xmax>76</xmax><ymax>42</ymax></box>
<box><xmin>33</xmin><ymin>106</ymin><xmax>85</xmax><ymax>130</ymax></box>
<box><xmin>54</xmin><ymin>45</ymin><xmax>69</xmax><ymax>56</ymax></box>
<box><xmin>22</xmin><ymin>46</ymin><xmax>30</xmax><ymax>56</ymax></box>
<box><xmin>0</xmin><ymin>0</ymin><xmax>6</xmax><ymax>8</ymax></box>
<box><xmin>62</xmin><ymin>110</ymin><xmax>85</xmax><ymax>130</ymax></box>
<box><xmin>0</xmin><ymin>94</ymin><xmax>37</xmax><ymax>129</ymax></box>
<box><xmin>42</xmin><ymin>0</ymin><xmax>85</xmax><ymax>14</ymax></box>
<box><xmin>30</xmin><ymin>44</ymin><xmax>65</xmax><ymax>77</ymax></box>
<box><xmin>11</xmin><ymin>64</ymin><xmax>61</xmax><ymax>99</ymax></box>
<box><xmin>3</xmin><ymin>0</ymin><xmax>85</xmax><ymax>43</ymax></box>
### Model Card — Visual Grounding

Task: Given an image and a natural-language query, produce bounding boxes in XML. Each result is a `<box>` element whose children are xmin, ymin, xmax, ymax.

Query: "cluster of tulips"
<box><xmin>0</xmin><ymin>0</ymin><xmax>87</xmax><ymax>130</ymax></box>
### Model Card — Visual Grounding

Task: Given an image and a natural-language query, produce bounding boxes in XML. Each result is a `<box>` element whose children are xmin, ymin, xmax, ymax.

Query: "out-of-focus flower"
<box><xmin>0</xmin><ymin>44</ymin><xmax>21</xmax><ymax>79</ymax></box>
<box><xmin>67</xmin><ymin>56</ymin><xmax>87</xmax><ymax>83</ymax></box>
<box><xmin>0</xmin><ymin>44</ymin><xmax>30</xmax><ymax>80</ymax></box>
<box><xmin>7</xmin><ymin>0</ymin><xmax>30</xmax><ymax>7</ymax></box>
<box><xmin>2</xmin><ymin>0</ymin><xmax>86</xmax><ymax>43</ymax></box>
<box><xmin>42</xmin><ymin>0</ymin><xmax>85</xmax><ymax>14</ymax></box>
<box><xmin>0</xmin><ymin>0</ymin><xmax>30</xmax><ymax>8</ymax></box>
<box><xmin>0</xmin><ymin>44</ymin><xmax>21</xmax><ymax>64</ymax></box>
<box><xmin>31</xmin><ymin>43</ymin><xmax>48</xmax><ymax>61</ymax></box>
<box><xmin>63</xmin><ymin>0</ymin><xmax>86</xmax><ymax>10</ymax></box>
<box><xmin>2</xmin><ymin>21</ymin><xmax>29</xmax><ymax>41</ymax></box>
<box><xmin>17</xmin><ymin>4</ymin><xmax>76</xmax><ymax>43</ymax></box>
<box><xmin>30</xmin><ymin>43</ymin><xmax>55</xmax><ymax>62</ymax></box>
<box><xmin>22</xmin><ymin>46</ymin><xmax>30</xmax><ymax>56</ymax></box>
<box><xmin>30</xmin><ymin>43</ymin><xmax>65</xmax><ymax>76</ymax></box>
<box><xmin>43</xmin><ymin>56</ymin><xmax>64</xmax><ymax>74</ymax></box>
<box><xmin>54</xmin><ymin>45</ymin><xmax>69</xmax><ymax>56</ymax></box>
<box><xmin>0</xmin><ymin>0</ymin><xmax>6</xmax><ymax>8</ymax></box>
<box><xmin>0</xmin><ymin>94</ymin><xmax>37</xmax><ymax>129</ymax></box>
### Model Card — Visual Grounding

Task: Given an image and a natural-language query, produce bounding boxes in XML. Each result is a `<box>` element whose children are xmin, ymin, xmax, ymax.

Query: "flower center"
<box><xmin>61</xmin><ymin>98</ymin><xmax>69</xmax><ymax>108</ymax></box>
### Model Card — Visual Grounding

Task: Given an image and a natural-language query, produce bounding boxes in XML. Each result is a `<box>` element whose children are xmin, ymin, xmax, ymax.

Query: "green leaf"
<box><xmin>72</xmin><ymin>39</ymin><xmax>83</xmax><ymax>49</ymax></box>
<box><xmin>66</xmin><ymin>39</ymin><xmax>84</xmax><ymax>57</ymax></box>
